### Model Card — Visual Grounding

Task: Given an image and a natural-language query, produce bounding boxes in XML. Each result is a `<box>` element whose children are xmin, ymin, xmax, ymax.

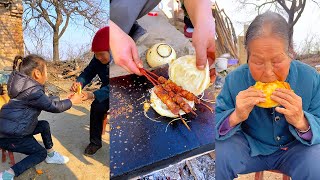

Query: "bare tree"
<box><xmin>23</xmin><ymin>0</ymin><xmax>107</xmax><ymax>62</ymax></box>
<box><xmin>238</xmin><ymin>0</ymin><xmax>320</xmax><ymax>41</ymax></box>
<box><xmin>298</xmin><ymin>33</ymin><xmax>320</xmax><ymax>55</ymax></box>
<box><xmin>24</xmin><ymin>19</ymin><xmax>51</xmax><ymax>57</ymax></box>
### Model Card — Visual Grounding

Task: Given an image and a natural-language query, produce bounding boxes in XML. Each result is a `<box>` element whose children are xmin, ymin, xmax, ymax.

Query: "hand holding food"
<box><xmin>69</xmin><ymin>93</ymin><xmax>82</xmax><ymax>104</ymax></box>
<box><xmin>230</xmin><ymin>87</ymin><xmax>266</xmax><ymax>127</ymax></box>
<box><xmin>70</xmin><ymin>82</ymin><xmax>81</xmax><ymax>92</ymax></box>
<box><xmin>253</xmin><ymin>81</ymin><xmax>291</xmax><ymax>108</ymax></box>
<box><xmin>81</xmin><ymin>91</ymin><xmax>95</xmax><ymax>101</ymax></box>
<box><xmin>271</xmin><ymin>87</ymin><xmax>309</xmax><ymax>131</ymax></box>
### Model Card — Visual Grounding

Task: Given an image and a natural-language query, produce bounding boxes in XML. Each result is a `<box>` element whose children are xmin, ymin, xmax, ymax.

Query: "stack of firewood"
<box><xmin>213</xmin><ymin>3</ymin><xmax>239</xmax><ymax>60</ymax></box>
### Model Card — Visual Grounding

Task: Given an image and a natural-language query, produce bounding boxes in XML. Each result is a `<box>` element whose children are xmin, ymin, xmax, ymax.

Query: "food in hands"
<box><xmin>76</xmin><ymin>84</ymin><xmax>82</xmax><ymax>95</ymax></box>
<box><xmin>253</xmin><ymin>81</ymin><xmax>291</xmax><ymax>108</ymax></box>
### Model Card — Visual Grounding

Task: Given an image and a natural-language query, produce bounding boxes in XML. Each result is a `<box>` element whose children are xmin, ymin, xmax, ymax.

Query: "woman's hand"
<box><xmin>271</xmin><ymin>88</ymin><xmax>309</xmax><ymax>131</ymax></box>
<box><xmin>230</xmin><ymin>87</ymin><xmax>266</xmax><ymax>126</ymax></box>
<box><xmin>81</xmin><ymin>91</ymin><xmax>95</xmax><ymax>101</ymax></box>
<box><xmin>69</xmin><ymin>93</ymin><xmax>82</xmax><ymax>104</ymax></box>
<box><xmin>110</xmin><ymin>20</ymin><xmax>143</xmax><ymax>75</ymax></box>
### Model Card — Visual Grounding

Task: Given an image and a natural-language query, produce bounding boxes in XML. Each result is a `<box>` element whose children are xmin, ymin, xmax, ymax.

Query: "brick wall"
<box><xmin>0</xmin><ymin>0</ymin><xmax>23</xmax><ymax>69</ymax></box>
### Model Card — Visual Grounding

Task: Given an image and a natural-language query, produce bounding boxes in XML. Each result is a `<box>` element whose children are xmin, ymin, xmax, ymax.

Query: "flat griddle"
<box><xmin>109</xmin><ymin>65</ymin><xmax>215</xmax><ymax>179</ymax></box>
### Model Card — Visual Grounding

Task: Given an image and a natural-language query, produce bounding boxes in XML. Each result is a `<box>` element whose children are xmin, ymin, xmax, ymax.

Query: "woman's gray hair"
<box><xmin>245</xmin><ymin>11</ymin><xmax>292</xmax><ymax>53</ymax></box>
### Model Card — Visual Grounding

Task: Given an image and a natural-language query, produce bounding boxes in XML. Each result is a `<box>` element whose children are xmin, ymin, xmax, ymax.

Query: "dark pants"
<box><xmin>110</xmin><ymin>0</ymin><xmax>161</xmax><ymax>34</ymax></box>
<box><xmin>216</xmin><ymin>132</ymin><xmax>320</xmax><ymax>180</ymax></box>
<box><xmin>0</xmin><ymin>120</ymin><xmax>53</xmax><ymax>176</ymax></box>
<box><xmin>90</xmin><ymin>99</ymin><xmax>108</xmax><ymax>147</ymax></box>
<box><xmin>184</xmin><ymin>16</ymin><xmax>194</xmax><ymax>28</ymax></box>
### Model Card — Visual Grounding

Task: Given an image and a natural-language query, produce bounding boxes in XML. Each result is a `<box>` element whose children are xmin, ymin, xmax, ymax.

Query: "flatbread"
<box><xmin>168</xmin><ymin>55</ymin><xmax>210</xmax><ymax>96</ymax></box>
<box><xmin>253</xmin><ymin>81</ymin><xmax>291</xmax><ymax>108</ymax></box>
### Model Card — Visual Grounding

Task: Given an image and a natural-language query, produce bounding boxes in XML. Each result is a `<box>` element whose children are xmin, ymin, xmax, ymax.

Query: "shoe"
<box><xmin>184</xmin><ymin>25</ymin><xmax>193</xmax><ymax>38</ymax></box>
<box><xmin>129</xmin><ymin>22</ymin><xmax>149</xmax><ymax>44</ymax></box>
<box><xmin>84</xmin><ymin>143</ymin><xmax>102</xmax><ymax>156</ymax></box>
<box><xmin>45</xmin><ymin>151</ymin><xmax>69</xmax><ymax>164</ymax></box>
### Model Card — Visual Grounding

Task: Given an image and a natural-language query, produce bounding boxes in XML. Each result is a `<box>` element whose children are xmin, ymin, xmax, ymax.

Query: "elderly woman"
<box><xmin>215</xmin><ymin>11</ymin><xmax>320</xmax><ymax>179</ymax></box>
<box><xmin>70</xmin><ymin>27</ymin><xmax>109</xmax><ymax>155</ymax></box>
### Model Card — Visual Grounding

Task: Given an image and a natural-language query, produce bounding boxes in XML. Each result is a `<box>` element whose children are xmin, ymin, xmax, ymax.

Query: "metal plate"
<box><xmin>109</xmin><ymin>66</ymin><xmax>215</xmax><ymax>179</ymax></box>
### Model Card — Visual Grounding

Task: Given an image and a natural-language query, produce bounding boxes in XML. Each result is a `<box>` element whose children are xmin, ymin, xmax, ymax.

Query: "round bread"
<box><xmin>150</xmin><ymin>87</ymin><xmax>194</xmax><ymax>118</ymax></box>
<box><xmin>253</xmin><ymin>81</ymin><xmax>291</xmax><ymax>108</ymax></box>
<box><xmin>168</xmin><ymin>55</ymin><xmax>210</xmax><ymax>96</ymax></box>
<box><xmin>146</xmin><ymin>43</ymin><xmax>177</xmax><ymax>68</ymax></box>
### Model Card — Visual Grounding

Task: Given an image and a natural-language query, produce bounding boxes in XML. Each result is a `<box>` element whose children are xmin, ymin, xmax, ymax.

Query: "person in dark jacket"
<box><xmin>0</xmin><ymin>55</ymin><xmax>82</xmax><ymax>180</ymax></box>
<box><xmin>70</xmin><ymin>26</ymin><xmax>109</xmax><ymax>155</ymax></box>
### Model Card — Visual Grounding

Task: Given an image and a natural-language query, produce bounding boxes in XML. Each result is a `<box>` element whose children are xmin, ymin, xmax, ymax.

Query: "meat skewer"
<box><xmin>141</xmin><ymin>68</ymin><xmax>192</xmax><ymax>130</ymax></box>
<box><xmin>153</xmin><ymin>85</ymin><xmax>180</xmax><ymax>115</ymax></box>
<box><xmin>140</xmin><ymin>68</ymin><xmax>213</xmax><ymax>130</ymax></box>
<box><xmin>142</xmin><ymin>68</ymin><xmax>197</xmax><ymax>116</ymax></box>
<box><xmin>153</xmin><ymin>85</ymin><xmax>191</xmax><ymax>131</ymax></box>
<box><xmin>166</xmin><ymin>87</ymin><xmax>197</xmax><ymax>116</ymax></box>
<box><xmin>165</xmin><ymin>80</ymin><xmax>213</xmax><ymax>112</ymax></box>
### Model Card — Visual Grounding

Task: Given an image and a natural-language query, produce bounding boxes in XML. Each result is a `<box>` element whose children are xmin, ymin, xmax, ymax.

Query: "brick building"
<box><xmin>0</xmin><ymin>0</ymin><xmax>23</xmax><ymax>69</ymax></box>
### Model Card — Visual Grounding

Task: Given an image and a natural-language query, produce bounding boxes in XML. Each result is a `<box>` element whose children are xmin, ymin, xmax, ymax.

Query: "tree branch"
<box><xmin>35</xmin><ymin>0</ymin><xmax>55</xmax><ymax>28</ymax></box>
<box><xmin>257</xmin><ymin>0</ymin><xmax>277</xmax><ymax>13</ymax></box>
<box><xmin>58</xmin><ymin>7</ymin><xmax>77</xmax><ymax>39</ymax></box>
<box><xmin>311</xmin><ymin>0</ymin><xmax>320</xmax><ymax>8</ymax></box>
<box><xmin>23</xmin><ymin>0</ymin><xmax>107</xmax><ymax>61</ymax></box>
<box><xmin>291</xmin><ymin>0</ymin><xmax>306</xmax><ymax>27</ymax></box>
<box><xmin>277</xmin><ymin>0</ymin><xmax>290</xmax><ymax>12</ymax></box>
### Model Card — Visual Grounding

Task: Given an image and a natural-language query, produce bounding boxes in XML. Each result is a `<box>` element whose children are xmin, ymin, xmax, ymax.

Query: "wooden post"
<box><xmin>238</xmin><ymin>36</ymin><xmax>247</xmax><ymax>64</ymax></box>
<box><xmin>238</xmin><ymin>25</ymin><xmax>249</xmax><ymax>64</ymax></box>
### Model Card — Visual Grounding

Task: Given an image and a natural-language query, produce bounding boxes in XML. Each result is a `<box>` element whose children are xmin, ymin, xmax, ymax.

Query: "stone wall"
<box><xmin>0</xmin><ymin>0</ymin><xmax>23</xmax><ymax>69</ymax></box>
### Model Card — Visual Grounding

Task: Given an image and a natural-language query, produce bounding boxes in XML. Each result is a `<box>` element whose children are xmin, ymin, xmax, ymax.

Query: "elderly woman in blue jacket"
<box><xmin>215</xmin><ymin>11</ymin><xmax>320</xmax><ymax>180</ymax></box>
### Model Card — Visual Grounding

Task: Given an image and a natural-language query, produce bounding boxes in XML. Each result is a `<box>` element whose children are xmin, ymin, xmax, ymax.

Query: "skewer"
<box><xmin>165</xmin><ymin>85</ymin><xmax>197</xmax><ymax>116</ymax></box>
<box><xmin>142</xmin><ymin>68</ymin><xmax>160</xmax><ymax>79</ymax></box>
<box><xmin>190</xmin><ymin>109</ymin><xmax>198</xmax><ymax>116</ymax></box>
<box><xmin>200</xmin><ymin>102</ymin><xmax>213</xmax><ymax>113</ymax></box>
<box><xmin>143</xmin><ymin>68</ymin><xmax>213</xmax><ymax>113</ymax></box>
<box><xmin>140</xmin><ymin>69</ymin><xmax>158</xmax><ymax>86</ymax></box>
<box><xmin>140</xmin><ymin>68</ymin><xmax>213</xmax><ymax>130</ymax></box>
<box><xmin>158</xmin><ymin>75</ymin><xmax>214</xmax><ymax>112</ymax></box>
<box><xmin>144</xmin><ymin>71</ymin><xmax>160</xmax><ymax>85</ymax></box>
